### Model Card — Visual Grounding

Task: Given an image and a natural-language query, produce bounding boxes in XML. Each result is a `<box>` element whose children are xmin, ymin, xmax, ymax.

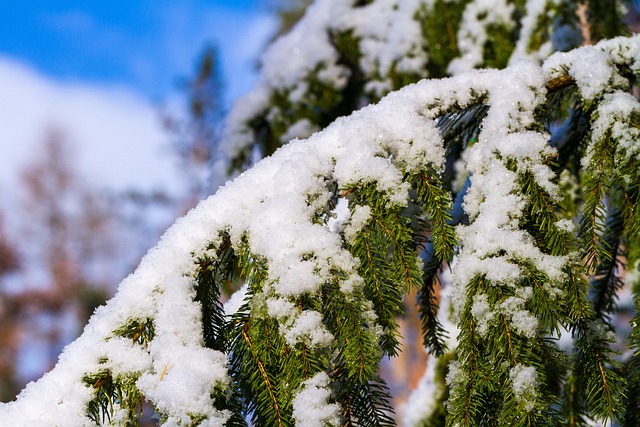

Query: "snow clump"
<box><xmin>292</xmin><ymin>372</ymin><xmax>341</xmax><ymax>427</ymax></box>
<box><xmin>510</xmin><ymin>365</ymin><xmax>540</xmax><ymax>412</ymax></box>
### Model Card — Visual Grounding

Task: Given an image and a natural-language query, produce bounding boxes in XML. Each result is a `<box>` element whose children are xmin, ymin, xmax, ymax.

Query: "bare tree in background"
<box><xmin>0</xmin><ymin>214</ymin><xmax>21</xmax><ymax>402</ymax></box>
<box><xmin>0</xmin><ymin>128</ymin><xmax>124</xmax><ymax>401</ymax></box>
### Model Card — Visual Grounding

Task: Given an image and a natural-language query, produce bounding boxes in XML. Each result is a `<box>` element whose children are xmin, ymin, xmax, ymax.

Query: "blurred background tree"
<box><xmin>0</xmin><ymin>32</ymin><xmax>229</xmax><ymax>416</ymax></box>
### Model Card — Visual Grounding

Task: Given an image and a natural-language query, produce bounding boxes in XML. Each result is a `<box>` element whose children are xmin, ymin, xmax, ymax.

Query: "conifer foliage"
<box><xmin>2</xmin><ymin>0</ymin><xmax>640</xmax><ymax>426</ymax></box>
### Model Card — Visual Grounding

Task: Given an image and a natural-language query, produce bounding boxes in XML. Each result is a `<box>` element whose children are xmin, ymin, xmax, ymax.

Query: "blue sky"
<box><xmin>0</xmin><ymin>1</ymin><xmax>274</xmax><ymax>101</ymax></box>
<box><xmin>0</xmin><ymin>1</ymin><xmax>276</xmax><ymax>205</ymax></box>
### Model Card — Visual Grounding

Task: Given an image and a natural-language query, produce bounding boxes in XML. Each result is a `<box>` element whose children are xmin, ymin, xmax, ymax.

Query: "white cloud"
<box><xmin>0</xmin><ymin>55</ymin><xmax>180</xmax><ymax>207</ymax></box>
<box><xmin>0</xmin><ymin>4</ymin><xmax>278</xmax><ymax>223</ymax></box>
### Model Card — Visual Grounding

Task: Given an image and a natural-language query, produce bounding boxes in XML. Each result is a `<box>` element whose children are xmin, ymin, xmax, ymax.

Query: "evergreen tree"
<box><xmin>164</xmin><ymin>45</ymin><xmax>225</xmax><ymax>206</ymax></box>
<box><xmin>1</xmin><ymin>1</ymin><xmax>640</xmax><ymax>426</ymax></box>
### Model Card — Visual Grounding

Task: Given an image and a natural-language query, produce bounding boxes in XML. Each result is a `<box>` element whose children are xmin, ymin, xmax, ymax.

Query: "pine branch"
<box><xmin>409</xmin><ymin>167</ymin><xmax>456</xmax><ymax>356</ymax></box>
<box><xmin>194</xmin><ymin>238</ymin><xmax>250</xmax><ymax>424</ymax></box>
<box><xmin>437</xmin><ymin>104</ymin><xmax>489</xmax><ymax>149</ymax></box>
<box><xmin>585</xmin><ymin>0</ymin><xmax>631</xmax><ymax>42</ymax></box>
<box><xmin>625</xmin><ymin>184</ymin><xmax>640</xmax><ymax>268</ymax></box>
<box><xmin>345</xmin><ymin>182</ymin><xmax>422</xmax><ymax>356</ymax></box>
<box><xmin>195</xmin><ymin>241</ymin><xmax>233</xmax><ymax>352</ymax></box>
<box><xmin>417</xmin><ymin>0</ymin><xmax>468</xmax><ymax>78</ymax></box>
<box><xmin>337</xmin><ymin>374</ymin><xmax>395</xmax><ymax>427</ymax></box>
<box><xmin>84</xmin><ymin>371</ymin><xmax>145</xmax><ymax>426</ymax></box>
<box><xmin>549</xmin><ymin>106</ymin><xmax>592</xmax><ymax>174</ymax></box>
<box><xmin>418</xmin><ymin>245</ymin><xmax>448</xmax><ymax>356</ymax></box>
<box><xmin>579</xmin><ymin>132</ymin><xmax>615</xmax><ymax>273</ymax></box>
<box><xmin>82</xmin><ymin>318</ymin><xmax>155</xmax><ymax>425</ymax></box>
<box><xmin>447</xmin><ymin>277</ymin><xmax>496</xmax><ymax>427</ymax></box>
<box><xmin>225</xmin><ymin>241</ymin><xmax>296</xmax><ymax>426</ymax></box>
<box><xmin>589</xmin><ymin>206</ymin><xmax>626</xmax><ymax>320</ymax></box>
<box><xmin>517</xmin><ymin>171</ymin><xmax>564</xmax><ymax>255</ymax></box>
<box><xmin>559</xmin><ymin>368</ymin><xmax>589</xmax><ymax>427</ymax></box>
<box><xmin>410</xmin><ymin>169</ymin><xmax>456</xmax><ymax>263</ymax></box>
<box><xmin>229</xmin><ymin>311</ymin><xmax>292</xmax><ymax>427</ymax></box>
<box><xmin>358</xmin><ymin>236</ymin><xmax>403</xmax><ymax>356</ymax></box>
<box><xmin>623</xmin><ymin>295</ymin><xmax>640</xmax><ymax>426</ymax></box>
<box><xmin>322</xmin><ymin>278</ymin><xmax>394</xmax><ymax>426</ymax></box>
<box><xmin>279</xmin><ymin>298</ymin><xmax>328</xmax><ymax>409</ymax></box>
<box><xmin>323</xmin><ymin>281</ymin><xmax>379</xmax><ymax>383</ymax></box>
<box><xmin>573</xmin><ymin>318</ymin><xmax>625</xmax><ymax>424</ymax></box>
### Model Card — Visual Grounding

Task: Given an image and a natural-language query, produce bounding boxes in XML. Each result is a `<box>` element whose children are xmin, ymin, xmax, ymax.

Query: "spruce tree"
<box><xmin>1</xmin><ymin>1</ymin><xmax>640</xmax><ymax>426</ymax></box>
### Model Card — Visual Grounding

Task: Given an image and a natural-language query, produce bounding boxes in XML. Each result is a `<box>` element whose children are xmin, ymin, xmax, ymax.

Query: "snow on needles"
<box><xmin>220</xmin><ymin>0</ymin><xmax>577</xmax><ymax>172</ymax></box>
<box><xmin>449</xmin><ymin>61</ymin><xmax>567</xmax><ymax>323</ymax></box>
<box><xmin>292</xmin><ymin>373</ymin><xmax>341</xmax><ymax>427</ymax></box>
<box><xmin>1</xmin><ymin>35</ymin><xmax>639</xmax><ymax>425</ymax></box>
<box><xmin>447</xmin><ymin>0</ymin><xmax>516</xmax><ymax>75</ymax></box>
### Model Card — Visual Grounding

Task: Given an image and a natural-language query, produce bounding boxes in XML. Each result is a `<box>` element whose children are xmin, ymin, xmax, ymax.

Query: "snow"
<box><xmin>221</xmin><ymin>0</ymin><xmax>518</xmax><ymax>170</ymax></box>
<box><xmin>555</xmin><ymin>218</ymin><xmax>575</xmax><ymax>233</ymax></box>
<box><xmin>266</xmin><ymin>298</ymin><xmax>333</xmax><ymax>347</ymax></box>
<box><xmin>588</xmin><ymin>91</ymin><xmax>640</xmax><ymax>180</ymax></box>
<box><xmin>284</xmin><ymin>310</ymin><xmax>334</xmax><ymax>347</ymax></box>
<box><xmin>499</xmin><ymin>288</ymin><xmax>538</xmax><ymax>339</ymax></box>
<box><xmin>445</xmin><ymin>360</ymin><xmax>462</xmax><ymax>388</ymax></box>
<box><xmin>1</xmin><ymin>29</ymin><xmax>638</xmax><ymax>426</ymax></box>
<box><xmin>449</xmin><ymin>61</ymin><xmax>568</xmax><ymax>325</ymax></box>
<box><xmin>509</xmin><ymin>364</ymin><xmax>539</xmax><ymax>412</ymax></box>
<box><xmin>544</xmin><ymin>34</ymin><xmax>640</xmax><ymax>102</ymax></box>
<box><xmin>344</xmin><ymin>204</ymin><xmax>372</xmax><ymax>242</ymax></box>
<box><xmin>292</xmin><ymin>372</ymin><xmax>341</xmax><ymax>427</ymax></box>
<box><xmin>509</xmin><ymin>0</ymin><xmax>555</xmax><ymax>65</ymax></box>
<box><xmin>218</xmin><ymin>0</ymin><xmax>351</xmax><ymax>166</ymax></box>
<box><xmin>218</xmin><ymin>1</ymin><xmax>634</xmax><ymax>188</ymax></box>
<box><xmin>223</xmin><ymin>283</ymin><xmax>248</xmax><ymax>317</ymax></box>
<box><xmin>403</xmin><ymin>353</ymin><xmax>439</xmax><ymax>426</ymax></box>
<box><xmin>585</xmin><ymin>319</ymin><xmax>617</xmax><ymax>344</ymax></box>
<box><xmin>327</xmin><ymin>197</ymin><xmax>351</xmax><ymax>234</ymax></box>
<box><xmin>447</xmin><ymin>0</ymin><xmax>516</xmax><ymax>75</ymax></box>
<box><xmin>279</xmin><ymin>118</ymin><xmax>319</xmax><ymax>144</ymax></box>
<box><xmin>471</xmin><ymin>294</ymin><xmax>495</xmax><ymax>337</ymax></box>
<box><xmin>350</xmin><ymin>0</ymin><xmax>427</xmax><ymax>96</ymax></box>
<box><xmin>0</xmin><ymin>55</ymin><xmax>448</xmax><ymax>422</ymax></box>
